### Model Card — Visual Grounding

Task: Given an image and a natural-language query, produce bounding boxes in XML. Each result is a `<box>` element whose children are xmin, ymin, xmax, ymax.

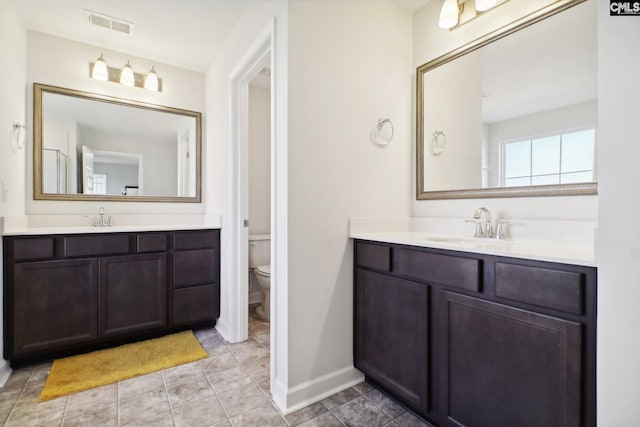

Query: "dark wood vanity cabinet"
<box><xmin>172</xmin><ymin>230</ymin><xmax>220</xmax><ymax>326</ymax></box>
<box><xmin>354</xmin><ymin>240</ymin><xmax>596</xmax><ymax>427</ymax></box>
<box><xmin>355</xmin><ymin>269</ymin><xmax>429</xmax><ymax>413</ymax></box>
<box><xmin>3</xmin><ymin>229</ymin><xmax>220</xmax><ymax>365</ymax></box>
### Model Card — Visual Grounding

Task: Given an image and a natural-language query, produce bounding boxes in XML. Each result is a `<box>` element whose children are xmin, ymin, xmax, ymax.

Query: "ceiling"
<box><xmin>12</xmin><ymin>0</ymin><xmax>431</xmax><ymax>74</ymax></box>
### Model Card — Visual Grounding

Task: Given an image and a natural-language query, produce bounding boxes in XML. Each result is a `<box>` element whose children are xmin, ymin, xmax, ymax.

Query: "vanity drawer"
<box><xmin>174</xmin><ymin>230</ymin><xmax>218</xmax><ymax>251</ymax></box>
<box><xmin>356</xmin><ymin>242</ymin><xmax>391</xmax><ymax>272</ymax></box>
<box><xmin>137</xmin><ymin>233</ymin><xmax>168</xmax><ymax>253</ymax></box>
<box><xmin>494</xmin><ymin>262</ymin><xmax>584</xmax><ymax>315</ymax></box>
<box><xmin>173</xmin><ymin>285</ymin><xmax>218</xmax><ymax>325</ymax></box>
<box><xmin>394</xmin><ymin>248</ymin><xmax>481</xmax><ymax>292</ymax></box>
<box><xmin>64</xmin><ymin>235</ymin><xmax>130</xmax><ymax>257</ymax></box>
<box><xmin>12</xmin><ymin>237</ymin><xmax>55</xmax><ymax>261</ymax></box>
<box><xmin>174</xmin><ymin>249</ymin><xmax>217</xmax><ymax>288</ymax></box>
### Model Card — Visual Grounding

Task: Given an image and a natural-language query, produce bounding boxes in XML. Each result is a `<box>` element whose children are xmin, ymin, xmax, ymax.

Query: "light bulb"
<box><xmin>120</xmin><ymin>61</ymin><xmax>134</xmax><ymax>87</ymax></box>
<box><xmin>439</xmin><ymin>0</ymin><xmax>460</xmax><ymax>29</ymax></box>
<box><xmin>144</xmin><ymin>67</ymin><xmax>159</xmax><ymax>91</ymax></box>
<box><xmin>91</xmin><ymin>54</ymin><xmax>108</xmax><ymax>81</ymax></box>
<box><xmin>475</xmin><ymin>0</ymin><xmax>497</xmax><ymax>12</ymax></box>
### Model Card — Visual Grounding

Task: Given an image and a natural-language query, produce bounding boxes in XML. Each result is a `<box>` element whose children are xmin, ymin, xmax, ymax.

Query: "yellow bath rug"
<box><xmin>39</xmin><ymin>330</ymin><xmax>208</xmax><ymax>401</ymax></box>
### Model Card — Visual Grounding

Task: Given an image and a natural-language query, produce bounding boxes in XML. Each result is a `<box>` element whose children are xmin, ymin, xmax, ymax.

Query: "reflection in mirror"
<box><xmin>417</xmin><ymin>0</ymin><xmax>597</xmax><ymax>199</ymax></box>
<box><xmin>34</xmin><ymin>83</ymin><xmax>201</xmax><ymax>202</ymax></box>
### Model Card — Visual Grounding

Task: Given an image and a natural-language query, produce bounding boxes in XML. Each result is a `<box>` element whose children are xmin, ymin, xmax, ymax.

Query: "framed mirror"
<box><xmin>417</xmin><ymin>0</ymin><xmax>596</xmax><ymax>200</ymax></box>
<box><xmin>34</xmin><ymin>83</ymin><xmax>202</xmax><ymax>202</ymax></box>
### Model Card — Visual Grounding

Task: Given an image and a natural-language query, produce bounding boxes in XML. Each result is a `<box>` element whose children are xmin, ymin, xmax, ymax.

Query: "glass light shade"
<box><xmin>91</xmin><ymin>55</ymin><xmax>108</xmax><ymax>81</ymax></box>
<box><xmin>144</xmin><ymin>67</ymin><xmax>159</xmax><ymax>91</ymax></box>
<box><xmin>475</xmin><ymin>0</ymin><xmax>497</xmax><ymax>12</ymax></box>
<box><xmin>439</xmin><ymin>0</ymin><xmax>460</xmax><ymax>29</ymax></box>
<box><xmin>120</xmin><ymin>61</ymin><xmax>135</xmax><ymax>87</ymax></box>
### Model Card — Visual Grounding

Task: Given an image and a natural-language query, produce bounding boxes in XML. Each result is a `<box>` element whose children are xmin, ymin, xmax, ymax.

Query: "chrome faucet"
<box><xmin>467</xmin><ymin>207</ymin><xmax>516</xmax><ymax>239</ymax></box>
<box><xmin>472</xmin><ymin>207</ymin><xmax>493</xmax><ymax>238</ymax></box>
<box><xmin>91</xmin><ymin>207</ymin><xmax>113</xmax><ymax>227</ymax></box>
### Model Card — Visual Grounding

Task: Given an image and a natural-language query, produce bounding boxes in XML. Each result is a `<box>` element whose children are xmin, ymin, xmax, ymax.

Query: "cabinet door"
<box><xmin>355</xmin><ymin>269</ymin><xmax>429</xmax><ymax>414</ymax></box>
<box><xmin>12</xmin><ymin>259</ymin><xmax>98</xmax><ymax>356</ymax></box>
<box><xmin>436</xmin><ymin>291</ymin><xmax>581</xmax><ymax>427</ymax></box>
<box><xmin>99</xmin><ymin>254</ymin><xmax>167</xmax><ymax>338</ymax></box>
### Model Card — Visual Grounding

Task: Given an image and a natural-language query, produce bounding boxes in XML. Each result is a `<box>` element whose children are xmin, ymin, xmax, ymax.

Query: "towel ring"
<box><xmin>13</xmin><ymin>123</ymin><xmax>26</xmax><ymax>150</ymax></box>
<box><xmin>370</xmin><ymin>118</ymin><xmax>394</xmax><ymax>147</ymax></box>
<box><xmin>431</xmin><ymin>130</ymin><xmax>446</xmax><ymax>155</ymax></box>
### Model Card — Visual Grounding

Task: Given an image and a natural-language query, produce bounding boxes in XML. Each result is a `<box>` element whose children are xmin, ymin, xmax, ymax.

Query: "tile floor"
<box><xmin>0</xmin><ymin>306</ymin><xmax>431</xmax><ymax>426</ymax></box>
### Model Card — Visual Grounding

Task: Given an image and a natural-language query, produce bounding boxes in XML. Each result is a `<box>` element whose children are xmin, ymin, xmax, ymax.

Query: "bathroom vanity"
<box><xmin>353</xmin><ymin>238</ymin><xmax>596</xmax><ymax>427</ymax></box>
<box><xmin>3</xmin><ymin>228</ymin><xmax>220</xmax><ymax>366</ymax></box>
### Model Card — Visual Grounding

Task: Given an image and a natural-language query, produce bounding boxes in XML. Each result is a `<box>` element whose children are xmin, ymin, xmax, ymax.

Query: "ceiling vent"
<box><xmin>85</xmin><ymin>10</ymin><xmax>134</xmax><ymax>36</ymax></box>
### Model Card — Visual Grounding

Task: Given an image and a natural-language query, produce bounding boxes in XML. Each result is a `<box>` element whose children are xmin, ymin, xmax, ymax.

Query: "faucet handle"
<box><xmin>465</xmin><ymin>219</ymin><xmax>483</xmax><ymax>238</ymax></box>
<box><xmin>495</xmin><ymin>220</ymin><xmax>519</xmax><ymax>240</ymax></box>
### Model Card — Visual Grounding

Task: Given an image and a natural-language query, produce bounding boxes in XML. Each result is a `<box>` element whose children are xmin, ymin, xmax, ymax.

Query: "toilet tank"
<box><xmin>248</xmin><ymin>234</ymin><xmax>270</xmax><ymax>268</ymax></box>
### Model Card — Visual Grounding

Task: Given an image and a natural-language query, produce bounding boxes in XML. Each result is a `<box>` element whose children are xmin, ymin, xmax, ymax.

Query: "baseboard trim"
<box><xmin>0</xmin><ymin>360</ymin><xmax>12</xmax><ymax>387</ymax></box>
<box><xmin>214</xmin><ymin>318</ymin><xmax>230</xmax><ymax>342</ymax></box>
<box><xmin>282</xmin><ymin>365</ymin><xmax>364</xmax><ymax>415</ymax></box>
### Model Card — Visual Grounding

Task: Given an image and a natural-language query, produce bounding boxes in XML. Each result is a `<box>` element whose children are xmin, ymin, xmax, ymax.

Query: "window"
<box><xmin>501</xmin><ymin>129</ymin><xmax>595</xmax><ymax>187</ymax></box>
<box><xmin>93</xmin><ymin>174</ymin><xmax>107</xmax><ymax>195</ymax></box>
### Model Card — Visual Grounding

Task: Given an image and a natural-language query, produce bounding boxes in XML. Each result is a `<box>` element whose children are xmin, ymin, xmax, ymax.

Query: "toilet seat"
<box><xmin>256</xmin><ymin>265</ymin><xmax>270</xmax><ymax>277</ymax></box>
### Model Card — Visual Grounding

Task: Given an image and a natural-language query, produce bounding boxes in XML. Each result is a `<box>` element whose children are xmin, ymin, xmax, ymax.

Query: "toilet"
<box><xmin>248</xmin><ymin>234</ymin><xmax>270</xmax><ymax>321</ymax></box>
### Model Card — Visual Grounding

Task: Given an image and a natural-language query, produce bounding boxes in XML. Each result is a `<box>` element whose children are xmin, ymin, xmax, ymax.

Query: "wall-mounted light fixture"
<box><xmin>438</xmin><ymin>0</ymin><xmax>508</xmax><ymax>30</ymax></box>
<box><xmin>90</xmin><ymin>54</ymin><xmax>163</xmax><ymax>92</ymax></box>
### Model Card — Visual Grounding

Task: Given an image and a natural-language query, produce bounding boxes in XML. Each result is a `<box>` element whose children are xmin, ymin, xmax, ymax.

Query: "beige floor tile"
<box><xmin>321</xmin><ymin>387</ymin><xmax>360</xmax><ymax>410</ymax></box>
<box><xmin>2</xmin><ymin>367</ymin><xmax>33</xmax><ymax>391</ymax></box>
<box><xmin>166</xmin><ymin>376</ymin><xmax>214</xmax><ymax>408</ymax></box>
<box><xmin>352</xmin><ymin>381</ymin><xmax>374</xmax><ymax>395</ymax></box>
<box><xmin>228</xmin><ymin>402</ymin><xmax>287</xmax><ymax>427</ymax></box>
<box><xmin>66</xmin><ymin>383</ymin><xmax>117</xmax><ymax>417</ymax></box>
<box><xmin>121</xmin><ymin>409</ymin><xmax>175</xmax><ymax>427</ymax></box>
<box><xmin>332</xmin><ymin>396</ymin><xmax>391</xmax><ymax>427</ymax></box>
<box><xmin>242</xmin><ymin>356</ymin><xmax>269</xmax><ymax>381</ymax></box>
<box><xmin>119</xmin><ymin>389</ymin><xmax>170</xmax><ymax>425</ymax></box>
<box><xmin>297</xmin><ymin>411</ymin><xmax>344</xmax><ymax>427</ymax></box>
<box><xmin>364</xmin><ymin>389</ymin><xmax>406</xmax><ymax>419</ymax></box>
<box><xmin>228</xmin><ymin>340</ymin><xmax>269</xmax><ymax>365</ymax></box>
<box><xmin>217</xmin><ymin>382</ymin><xmax>268</xmax><ymax>417</ymax></box>
<box><xmin>25</xmin><ymin>363</ymin><xmax>52</xmax><ymax>387</ymax></box>
<box><xmin>61</xmin><ymin>402</ymin><xmax>118</xmax><ymax>427</ymax></box>
<box><xmin>172</xmin><ymin>395</ymin><xmax>227</xmax><ymax>427</ymax></box>
<box><xmin>0</xmin><ymin>387</ymin><xmax>22</xmax><ymax>424</ymax></box>
<box><xmin>385</xmin><ymin>411</ymin><xmax>434</xmax><ymax>427</ymax></box>
<box><xmin>5</xmin><ymin>396</ymin><xmax>67</xmax><ymax>427</ymax></box>
<box><xmin>207</xmin><ymin>366</ymin><xmax>252</xmax><ymax>393</ymax></box>
<box><xmin>13</xmin><ymin>382</ymin><xmax>43</xmax><ymax>407</ymax></box>
<box><xmin>256</xmin><ymin>378</ymin><xmax>272</xmax><ymax>401</ymax></box>
<box><xmin>119</xmin><ymin>372</ymin><xmax>166</xmax><ymax>400</ymax></box>
<box><xmin>199</xmin><ymin>353</ymin><xmax>238</xmax><ymax>377</ymax></box>
<box><xmin>285</xmin><ymin>401</ymin><xmax>328</xmax><ymax>426</ymax></box>
<box><xmin>162</xmin><ymin>362</ymin><xmax>206</xmax><ymax>389</ymax></box>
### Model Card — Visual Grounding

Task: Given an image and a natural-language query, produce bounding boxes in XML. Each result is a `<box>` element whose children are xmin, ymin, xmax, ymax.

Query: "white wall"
<box><xmin>412</xmin><ymin>0</ymin><xmax>597</xmax><ymax>221</ymax></box>
<box><xmin>204</xmin><ymin>0</ymin><xmax>289</xmax><ymax>410</ymax></box>
<box><xmin>248</xmin><ymin>86</ymin><xmax>271</xmax><ymax>235</ymax></box>
<box><xmin>286</xmin><ymin>0</ymin><xmax>412</xmax><ymax>407</ymax></box>
<box><xmin>596</xmin><ymin>1</ymin><xmax>640</xmax><ymax>424</ymax></box>
<box><xmin>0</xmin><ymin>0</ymin><xmax>26</xmax><ymax>383</ymax></box>
<box><xmin>26</xmin><ymin>31</ymin><xmax>206</xmax><ymax>215</ymax></box>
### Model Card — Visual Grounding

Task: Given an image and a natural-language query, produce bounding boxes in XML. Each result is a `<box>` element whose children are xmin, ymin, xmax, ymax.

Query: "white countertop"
<box><xmin>1</xmin><ymin>215</ymin><xmax>221</xmax><ymax>236</ymax></box>
<box><xmin>349</xmin><ymin>218</ymin><xmax>596</xmax><ymax>267</ymax></box>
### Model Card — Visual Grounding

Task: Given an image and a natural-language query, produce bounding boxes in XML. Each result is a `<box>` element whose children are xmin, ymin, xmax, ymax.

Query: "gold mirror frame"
<box><xmin>416</xmin><ymin>0</ymin><xmax>596</xmax><ymax>200</ymax></box>
<box><xmin>34</xmin><ymin>83</ymin><xmax>202</xmax><ymax>203</ymax></box>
